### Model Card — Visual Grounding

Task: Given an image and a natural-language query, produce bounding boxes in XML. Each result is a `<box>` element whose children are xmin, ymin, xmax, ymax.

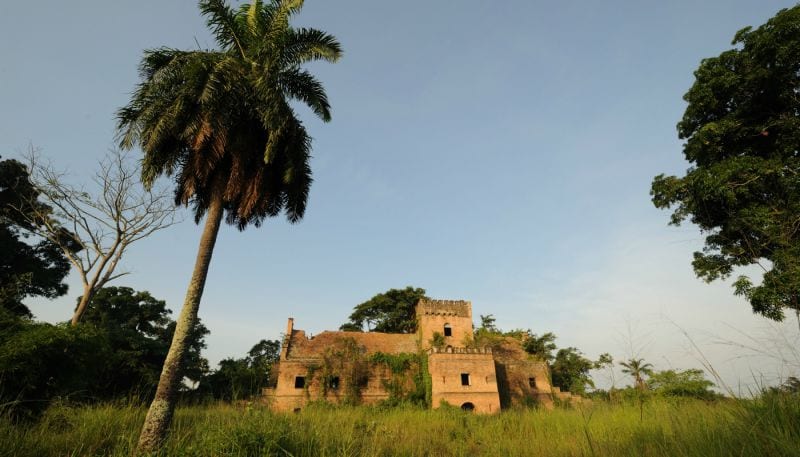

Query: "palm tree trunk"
<box><xmin>135</xmin><ymin>195</ymin><xmax>224</xmax><ymax>454</ymax></box>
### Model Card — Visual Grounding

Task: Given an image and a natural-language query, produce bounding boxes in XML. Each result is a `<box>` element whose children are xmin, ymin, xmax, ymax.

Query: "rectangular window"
<box><xmin>294</xmin><ymin>376</ymin><xmax>305</xmax><ymax>389</ymax></box>
<box><xmin>529</xmin><ymin>377</ymin><xmax>537</xmax><ymax>389</ymax></box>
<box><xmin>461</xmin><ymin>373</ymin><xmax>470</xmax><ymax>386</ymax></box>
<box><xmin>444</xmin><ymin>326</ymin><xmax>452</xmax><ymax>337</ymax></box>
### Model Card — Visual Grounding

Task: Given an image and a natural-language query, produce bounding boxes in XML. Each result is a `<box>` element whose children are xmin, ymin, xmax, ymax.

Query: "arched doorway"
<box><xmin>461</xmin><ymin>402</ymin><xmax>475</xmax><ymax>412</ymax></box>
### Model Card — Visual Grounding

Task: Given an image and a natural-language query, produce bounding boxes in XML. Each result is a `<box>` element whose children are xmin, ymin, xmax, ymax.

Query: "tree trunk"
<box><xmin>135</xmin><ymin>196</ymin><xmax>224</xmax><ymax>454</ymax></box>
<box><xmin>70</xmin><ymin>285</ymin><xmax>93</xmax><ymax>326</ymax></box>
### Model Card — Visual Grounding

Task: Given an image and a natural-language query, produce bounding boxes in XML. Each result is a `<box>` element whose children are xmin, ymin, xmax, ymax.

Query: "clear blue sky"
<box><xmin>1</xmin><ymin>1</ymin><xmax>797</xmax><ymax>391</ymax></box>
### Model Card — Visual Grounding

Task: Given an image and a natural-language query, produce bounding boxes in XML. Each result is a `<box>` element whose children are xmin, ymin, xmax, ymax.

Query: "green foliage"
<box><xmin>468</xmin><ymin>323</ymin><xmax>606</xmax><ymax>397</ymax></box>
<box><xmin>597</xmin><ymin>353</ymin><xmax>613</xmax><ymax>367</ymax></box>
<box><xmin>429</xmin><ymin>331</ymin><xmax>446</xmax><ymax>350</ymax></box>
<box><xmin>620</xmin><ymin>358</ymin><xmax>654</xmax><ymax>391</ymax></box>
<box><xmin>523</xmin><ymin>332</ymin><xmax>557</xmax><ymax>362</ymax></box>
<box><xmin>0</xmin><ymin>287</ymin><xmax>210</xmax><ymax>418</ymax></box>
<box><xmin>0</xmin><ymin>319</ymin><xmax>107</xmax><ymax>419</ymax></box>
<box><xmin>300</xmin><ymin>338</ymin><xmax>369</xmax><ymax>404</ymax></box>
<box><xmin>468</xmin><ymin>317</ymin><xmax>529</xmax><ymax>350</ymax></box>
<box><xmin>202</xmin><ymin>339</ymin><xmax>280</xmax><ymax>401</ymax></box>
<box><xmin>0</xmin><ymin>158</ymin><xmax>71</xmax><ymax>317</ymax></box>
<box><xmin>651</xmin><ymin>5</ymin><xmax>800</xmax><ymax>321</ymax></box>
<box><xmin>82</xmin><ymin>287</ymin><xmax>210</xmax><ymax>392</ymax></box>
<box><xmin>550</xmin><ymin>347</ymin><xmax>596</xmax><ymax>395</ymax></box>
<box><xmin>647</xmin><ymin>369</ymin><xmax>718</xmax><ymax>400</ymax></box>
<box><xmin>369</xmin><ymin>352</ymin><xmax>427</xmax><ymax>407</ymax></box>
<box><xmin>369</xmin><ymin>352</ymin><xmax>415</xmax><ymax>374</ymax></box>
<box><xmin>340</xmin><ymin>287</ymin><xmax>427</xmax><ymax>333</ymax></box>
<box><xmin>478</xmin><ymin>314</ymin><xmax>498</xmax><ymax>333</ymax></box>
<box><xmin>420</xmin><ymin>353</ymin><xmax>432</xmax><ymax>408</ymax></box>
<box><xmin>468</xmin><ymin>327</ymin><xmax>505</xmax><ymax>350</ymax></box>
<box><xmin>500</xmin><ymin>328</ymin><xmax>531</xmax><ymax>340</ymax></box>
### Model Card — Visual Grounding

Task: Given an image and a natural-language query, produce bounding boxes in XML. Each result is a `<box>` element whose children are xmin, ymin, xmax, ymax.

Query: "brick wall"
<box><xmin>416</xmin><ymin>299</ymin><xmax>473</xmax><ymax>350</ymax></box>
<box><xmin>428</xmin><ymin>351</ymin><xmax>500</xmax><ymax>414</ymax></box>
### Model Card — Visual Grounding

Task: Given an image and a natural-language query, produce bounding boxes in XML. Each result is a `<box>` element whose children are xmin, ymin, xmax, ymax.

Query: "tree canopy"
<box><xmin>647</xmin><ymin>368</ymin><xmax>717</xmax><ymax>400</ymax></box>
<box><xmin>651</xmin><ymin>5</ymin><xmax>800</xmax><ymax>321</ymax></box>
<box><xmin>0</xmin><ymin>158</ymin><xmax>71</xmax><ymax>317</ymax></box>
<box><xmin>550</xmin><ymin>347</ymin><xmax>597</xmax><ymax>395</ymax></box>
<box><xmin>81</xmin><ymin>286</ymin><xmax>210</xmax><ymax>391</ymax></box>
<box><xmin>620</xmin><ymin>358</ymin><xmax>654</xmax><ymax>391</ymax></box>
<box><xmin>340</xmin><ymin>287</ymin><xmax>428</xmax><ymax>333</ymax></box>
<box><xmin>0</xmin><ymin>286</ymin><xmax>209</xmax><ymax>418</ymax></box>
<box><xmin>202</xmin><ymin>339</ymin><xmax>280</xmax><ymax>400</ymax></box>
<box><xmin>523</xmin><ymin>332</ymin><xmax>557</xmax><ymax>362</ymax></box>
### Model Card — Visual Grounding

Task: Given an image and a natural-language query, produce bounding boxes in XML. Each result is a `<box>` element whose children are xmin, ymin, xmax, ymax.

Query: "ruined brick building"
<box><xmin>263</xmin><ymin>299</ymin><xmax>580</xmax><ymax>413</ymax></box>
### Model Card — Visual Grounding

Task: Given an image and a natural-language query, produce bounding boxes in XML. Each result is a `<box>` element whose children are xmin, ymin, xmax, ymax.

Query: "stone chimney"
<box><xmin>280</xmin><ymin>317</ymin><xmax>294</xmax><ymax>360</ymax></box>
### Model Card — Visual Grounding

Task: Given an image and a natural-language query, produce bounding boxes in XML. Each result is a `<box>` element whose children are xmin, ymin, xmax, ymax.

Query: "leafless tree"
<box><xmin>13</xmin><ymin>146</ymin><xmax>178</xmax><ymax>325</ymax></box>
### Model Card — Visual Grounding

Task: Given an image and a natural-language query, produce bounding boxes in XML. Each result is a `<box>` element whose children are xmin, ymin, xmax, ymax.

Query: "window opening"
<box><xmin>294</xmin><ymin>376</ymin><xmax>305</xmax><ymax>389</ymax></box>
<box><xmin>326</xmin><ymin>376</ymin><xmax>340</xmax><ymax>390</ymax></box>
<box><xmin>461</xmin><ymin>373</ymin><xmax>470</xmax><ymax>386</ymax></box>
<box><xmin>529</xmin><ymin>377</ymin><xmax>537</xmax><ymax>388</ymax></box>
<box><xmin>444</xmin><ymin>324</ymin><xmax>452</xmax><ymax>337</ymax></box>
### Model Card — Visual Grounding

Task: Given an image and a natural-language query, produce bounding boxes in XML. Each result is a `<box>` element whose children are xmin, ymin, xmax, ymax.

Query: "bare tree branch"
<box><xmin>9</xmin><ymin>146</ymin><xmax>181</xmax><ymax>325</ymax></box>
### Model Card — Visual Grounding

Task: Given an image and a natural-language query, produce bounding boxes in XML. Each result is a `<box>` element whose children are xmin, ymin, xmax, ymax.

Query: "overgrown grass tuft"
<box><xmin>1</xmin><ymin>394</ymin><xmax>798</xmax><ymax>456</ymax></box>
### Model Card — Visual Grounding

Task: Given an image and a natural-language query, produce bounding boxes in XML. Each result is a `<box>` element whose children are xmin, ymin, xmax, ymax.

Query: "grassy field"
<box><xmin>1</xmin><ymin>394</ymin><xmax>799</xmax><ymax>456</ymax></box>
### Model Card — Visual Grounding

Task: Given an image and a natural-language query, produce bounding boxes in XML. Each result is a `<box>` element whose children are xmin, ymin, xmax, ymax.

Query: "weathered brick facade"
<box><xmin>263</xmin><ymin>299</ymin><xmax>579</xmax><ymax>413</ymax></box>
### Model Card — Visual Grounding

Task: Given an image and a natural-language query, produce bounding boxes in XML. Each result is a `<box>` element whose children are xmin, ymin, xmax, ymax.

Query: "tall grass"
<box><xmin>1</xmin><ymin>394</ymin><xmax>798</xmax><ymax>456</ymax></box>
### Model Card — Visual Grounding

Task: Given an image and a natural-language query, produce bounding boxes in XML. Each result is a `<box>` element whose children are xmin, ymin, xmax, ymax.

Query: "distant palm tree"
<box><xmin>620</xmin><ymin>358</ymin><xmax>654</xmax><ymax>391</ymax></box>
<box><xmin>117</xmin><ymin>0</ymin><xmax>341</xmax><ymax>452</ymax></box>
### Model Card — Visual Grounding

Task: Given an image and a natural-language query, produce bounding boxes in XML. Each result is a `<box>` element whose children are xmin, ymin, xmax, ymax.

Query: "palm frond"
<box><xmin>278</xmin><ymin>67</ymin><xmax>331</xmax><ymax>121</ymax></box>
<box><xmin>282</xmin><ymin>28</ymin><xmax>342</xmax><ymax>65</ymax></box>
<box><xmin>266</xmin><ymin>0</ymin><xmax>304</xmax><ymax>44</ymax></box>
<box><xmin>199</xmin><ymin>0</ymin><xmax>247</xmax><ymax>57</ymax></box>
<box><xmin>244</xmin><ymin>0</ymin><xmax>266</xmax><ymax>39</ymax></box>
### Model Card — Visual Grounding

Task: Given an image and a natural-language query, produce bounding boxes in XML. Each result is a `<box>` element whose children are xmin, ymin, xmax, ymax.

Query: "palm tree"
<box><xmin>116</xmin><ymin>0</ymin><xmax>341</xmax><ymax>452</ymax></box>
<box><xmin>620</xmin><ymin>358</ymin><xmax>654</xmax><ymax>391</ymax></box>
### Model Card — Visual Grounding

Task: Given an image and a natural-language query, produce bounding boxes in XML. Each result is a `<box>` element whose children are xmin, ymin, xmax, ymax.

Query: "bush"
<box><xmin>0</xmin><ymin>319</ymin><xmax>107</xmax><ymax>419</ymax></box>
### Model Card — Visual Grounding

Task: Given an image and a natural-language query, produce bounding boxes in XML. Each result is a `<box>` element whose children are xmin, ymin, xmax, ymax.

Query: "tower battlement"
<box><xmin>415</xmin><ymin>299</ymin><xmax>472</xmax><ymax>317</ymax></box>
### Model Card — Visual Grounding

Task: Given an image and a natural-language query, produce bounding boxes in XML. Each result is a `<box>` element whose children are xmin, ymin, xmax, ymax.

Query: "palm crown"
<box><xmin>117</xmin><ymin>0</ymin><xmax>341</xmax><ymax>229</ymax></box>
<box><xmin>620</xmin><ymin>358</ymin><xmax>654</xmax><ymax>388</ymax></box>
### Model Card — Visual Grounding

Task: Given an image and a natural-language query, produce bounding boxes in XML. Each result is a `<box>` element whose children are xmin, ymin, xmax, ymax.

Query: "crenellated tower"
<box><xmin>416</xmin><ymin>298</ymin><xmax>473</xmax><ymax>349</ymax></box>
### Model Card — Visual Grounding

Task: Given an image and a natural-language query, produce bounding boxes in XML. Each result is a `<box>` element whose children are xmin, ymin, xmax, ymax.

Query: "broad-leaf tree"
<box><xmin>340</xmin><ymin>287</ymin><xmax>428</xmax><ymax>333</ymax></box>
<box><xmin>523</xmin><ymin>332</ymin><xmax>557</xmax><ymax>362</ymax></box>
<box><xmin>647</xmin><ymin>368</ymin><xmax>717</xmax><ymax>400</ymax></box>
<box><xmin>117</xmin><ymin>0</ymin><xmax>341</xmax><ymax>451</ymax></box>
<box><xmin>550</xmin><ymin>347</ymin><xmax>597</xmax><ymax>395</ymax></box>
<box><xmin>0</xmin><ymin>287</ymin><xmax>209</xmax><ymax>417</ymax></box>
<box><xmin>0</xmin><ymin>158</ymin><xmax>71</xmax><ymax>317</ymax></box>
<box><xmin>651</xmin><ymin>6</ymin><xmax>800</xmax><ymax>323</ymax></box>
<box><xmin>81</xmin><ymin>287</ymin><xmax>210</xmax><ymax>397</ymax></box>
<box><xmin>202</xmin><ymin>339</ymin><xmax>280</xmax><ymax>400</ymax></box>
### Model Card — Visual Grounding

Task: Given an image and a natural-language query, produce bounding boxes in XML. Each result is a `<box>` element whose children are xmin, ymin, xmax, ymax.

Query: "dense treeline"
<box><xmin>0</xmin><ymin>285</ymin><xmax>279</xmax><ymax>420</ymax></box>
